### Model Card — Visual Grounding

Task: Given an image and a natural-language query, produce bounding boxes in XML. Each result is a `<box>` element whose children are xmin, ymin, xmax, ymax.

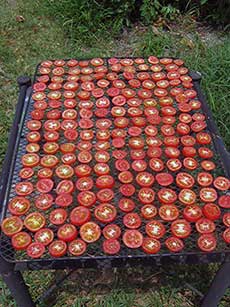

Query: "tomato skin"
<box><xmin>142</xmin><ymin>237</ymin><xmax>161</xmax><ymax>254</ymax></box>
<box><xmin>183</xmin><ymin>205</ymin><xmax>202</xmax><ymax>222</ymax></box>
<box><xmin>24</xmin><ymin>212</ymin><xmax>46</xmax><ymax>232</ymax></box>
<box><xmin>202</xmin><ymin>203</ymin><xmax>221</xmax><ymax>221</ymax></box>
<box><xmin>27</xmin><ymin>242</ymin><xmax>45</xmax><ymax>259</ymax></box>
<box><xmin>49</xmin><ymin>240</ymin><xmax>67</xmax><ymax>258</ymax></box>
<box><xmin>68</xmin><ymin>239</ymin><xmax>87</xmax><ymax>256</ymax></box>
<box><xmin>57</xmin><ymin>224</ymin><xmax>78</xmax><ymax>242</ymax></box>
<box><xmin>94</xmin><ymin>203</ymin><xmax>117</xmax><ymax>223</ymax></box>
<box><xmin>70</xmin><ymin>206</ymin><xmax>91</xmax><ymax>226</ymax></box>
<box><xmin>195</xmin><ymin>218</ymin><xmax>215</xmax><ymax>234</ymax></box>
<box><xmin>11</xmin><ymin>232</ymin><xmax>32</xmax><ymax>250</ymax></box>
<box><xmin>171</xmin><ymin>219</ymin><xmax>191</xmax><ymax>239</ymax></box>
<box><xmin>123</xmin><ymin>230</ymin><xmax>143</xmax><ymax>249</ymax></box>
<box><xmin>80</xmin><ymin>222</ymin><xmax>101</xmax><ymax>243</ymax></box>
<box><xmin>34</xmin><ymin>228</ymin><xmax>54</xmax><ymax>246</ymax></box>
<box><xmin>146</xmin><ymin>220</ymin><xmax>165</xmax><ymax>239</ymax></box>
<box><xmin>103</xmin><ymin>239</ymin><xmax>121</xmax><ymax>255</ymax></box>
<box><xmin>155</xmin><ymin>173</ymin><xmax>173</xmax><ymax>186</ymax></box>
<box><xmin>8</xmin><ymin>197</ymin><xmax>30</xmax><ymax>216</ymax></box>
<box><xmin>197</xmin><ymin>234</ymin><xmax>217</xmax><ymax>252</ymax></box>
<box><xmin>165</xmin><ymin>236</ymin><xmax>184</xmax><ymax>252</ymax></box>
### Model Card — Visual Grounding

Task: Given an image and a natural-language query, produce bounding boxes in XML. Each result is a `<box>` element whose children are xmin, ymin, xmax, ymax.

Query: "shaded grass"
<box><xmin>0</xmin><ymin>1</ymin><xmax>230</xmax><ymax>306</ymax></box>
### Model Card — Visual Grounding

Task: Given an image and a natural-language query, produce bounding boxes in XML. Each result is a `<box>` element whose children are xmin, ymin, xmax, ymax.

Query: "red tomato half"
<box><xmin>165</xmin><ymin>236</ymin><xmax>184</xmax><ymax>252</ymax></box>
<box><xmin>80</xmin><ymin>222</ymin><xmax>101</xmax><ymax>243</ymax></box>
<box><xmin>49</xmin><ymin>240</ymin><xmax>67</xmax><ymax>258</ymax></box>
<box><xmin>8</xmin><ymin>197</ymin><xmax>30</xmax><ymax>216</ymax></box>
<box><xmin>146</xmin><ymin>220</ymin><xmax>165</xmax><ymax>239</ymax></box>
<box><xmin>24</xmin><ymin>212</ymin><xmax>46</xmax><ymax>232</ymax></box>
<box><xmin>142</xmin><ymin>237</ymin><xmax>161</xmax><ymax>254</ymax></box>
<box><xmin>27</xmin><ymin>242</ymin><xmax>45</xmax><ymax>258</ymax></box>
<box><xmin>68</xmin><ymin>239</ymin><xmax>87</xmax><ymax>256</ymax></box>
<box><xmin>34</xmin><ymin>228</ymin><xmax>54</xmax><ymax>246</ymax></box>
<box><xmin>171</xmin><ymin>219</ymin><xmax>191</xmax><ymax>238</ymax></box>
<box><xmin>12</xmin><ymin>232</ymin><xmax>32</xmax><ymax>250</ymax></box>
<box><xmin>94</xmin><ymin>203</ymin><xmax>117</xmax><ymax>223</ymax></box>
<box><xmin>197</xmin><ymin>234</ymin><xmax>216</xmax><ymax>252</ymax></box>
<box><xmin>57</xmin><ymin>224</ymin><xmax>77</xmax><ymax>242</ymax></box>
<box><xmin>123</xmin><ymin>230</ymin><xmax>143</xmax><ymax>249</ymax></box>
<box><xmin>195</xmin><ymin>218</ymin><xmax>215</xmax><ymax>234</ymax></box>
<box><xmin>103</xmin><ymin>239</ymin><xmax>121</xmax><ymax>255</ymax></box>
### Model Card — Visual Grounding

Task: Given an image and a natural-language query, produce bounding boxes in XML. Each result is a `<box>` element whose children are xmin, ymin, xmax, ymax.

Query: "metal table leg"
<box><xmin>0</xmin><ymin>255</ymin><xmax>36</xmax><ymax>307</ymax></box>
<box><xmin>201</xmin><ymin>262</ymin><xmax>230</xmax><ymax>307</ymax></box>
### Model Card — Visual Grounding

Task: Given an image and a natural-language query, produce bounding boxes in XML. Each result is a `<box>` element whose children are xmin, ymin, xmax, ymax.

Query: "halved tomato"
<box><xmin>197</xmin><ymin>234</ymin><xmax>216</xmax><ymax>252</ymax></box>
<box><xmin>158</xmin><ymin>188</ymin><xmax>177</xmax><ymax>204</ymax></box>
<box><xmin>24</xmin><ymin>212</ymin><xmax>46</xmax><ymax>232</ymax></box>
<box><xmin>141</xmin><ymin>204</ymin><xmax>157</xmax><ymax>220</ymax></box>
<box><xmin>171</xmin><ymin>219</ymin><xmax>191</xmax><ymax>238</ymax></box>
<box><xmin>55</xmin><ymin>193</ymin><xmax>73</xmax><ymax>207</ymax></box>
<box><xmin>1</xmin><ymin>216</ymin><xmax>23</xmax><ymax>237</ymax></box>
<box><xmin>49</xmin><ymin>240</ymin><xmax>67</xmax><ymax>258</ymax></box>
<box><xmin>146</xmin><ymin>220</ymin><xmax>165</xmax><ymax>239</ymax></box>
<box><xmin>223</xmin><ymin>229</ymin><xmax>230</xmax><ymax>244</ymax></box>
<box><xmin>202</xmin><ymin>203</ymin><xmax>221</xmax><ymax>221</ymax></box>
<box><xmin>12</xmin><ymin>232</ymin><xmax>32</xmax><ymax>250</ymax></box>
<box><xmin>57</xmin><ymin>224</ymin><xmax>77</xmax><ymax>242</ymax></box>
<box><xmin>122</xmin><ymin>230</ymin><xmax>143</xmax><ymax>249</ymax></box>
<box><xmin>68</xmin><ymin>239</ymin><xmax>87</xmax><ymax>256</ymax></box>
<box><xmin>142</xmin><ymin>237</ymin><xmax>161</xmax><ymax>254</ymax></box>
<box><xmin>213</xmin><ymin>176</ymin><xmax>230</xmax><ymax>191</ymax></box>
<box><xmin>159</xmin><ymin>204</ymin><xmax>179</xmax><ymax>221</ymax></box>
<box><xmin>179</xmin><ymin>189</ymin><xmax>196</xmax><ymax>205</ymax></box>
<box><xmin>118</xmin><ymin>198</ymin><xmax>135</xmax><ymax>212</ymax></box>
<box><xmin>35</xmin><ymin>194</ymin><xmax>53</xmax><ymax>210</ymax></box>
<box><xmin>94</xmin><ymin>203</ymin><xmax>117</xmax><ymax>223</ymax></box>
<box><xmin>34</xmin><ymin>228</ymin><xmax>54</xmax><ymax>246</ymax></box>
<box><xmin>49</xmin><ymin>208</ymin><xmax>67</xmax><ymax>225</ymax></box>
<box><xmin>80</xmin><ymin>222</ymin><xmax>101</xmax><ymax>243</ymax></box>
<box><xmin>8</xmin><ymin>197</ymin><xmax>30</xmax><ymax>216</ymax></box>
<box><xmin>103</xmin><ymin>239</ymin><xmax>120</xmax><ymax>255</ymax></box>
<box><xmin>27</xmin><ymin>242</ymin><xmax>45</xmax><ymax>258</ymax></box>
<box><xmin>165</xmin><ymin>236</ymin><xmax>184</xmax><ymax>252</ymax></box>
<box><xmin>195</xmin><ymin>218</ymin><xmax>215</xmax><ymax>234</ymax></box>
<box><xmin>123</xmin><ymin>213</ymin><xmax>141</xmax><ymax>229</ymax></box>
<box><xmin>183</xmin><ymin>204</ymin><xmax>202</xmax><ymax>222</ymax></box>
<box><xmin>70</xmin><ymin>206</ymin><xmax>91</xmax><ymax>226</ymax></box>
<box><xmin>15</xmin><ymin>182</ymin><xmax>33</xmax><ymax>196</ymax></box>
<box><xmin>103</xmin><ymin>224</ymin><xmax>121</xmax><ymax>240</ymax></box>
<box><xmin>77</xmin><ymin>191</ymin><xmax>96</xmax><ymax>207</ymax></box>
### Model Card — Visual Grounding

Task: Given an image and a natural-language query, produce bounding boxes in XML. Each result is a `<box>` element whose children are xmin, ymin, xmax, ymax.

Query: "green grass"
<box><xmin>0</xmin><ymin>1</ymin><xmax>230</xmax><ymax>306</ymax></box>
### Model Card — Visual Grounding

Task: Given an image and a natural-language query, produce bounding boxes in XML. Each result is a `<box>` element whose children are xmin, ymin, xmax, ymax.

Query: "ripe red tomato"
<box><xmin>1</xmin><ymin>216</ymin><xmax>23</xmax><ymax>237</ymax></box>
<box><xmin>201</xmin><ymin>160</ymin><xmax>216</xmax><ymax>171</ymax></box>
<box><xmin>176</xmin><ymin>172</ymin><xmax>195</xmax><ymax>189</ymax></box>
<box><xmin>118</xmin><ymin>198</ymin><xmax>135</xmax><ymax>212</ymax></box>
<box><xmin>183</xmin><ymin>157</ymin><xmax>198</xmax><ymax>170</ymax></box>
<box><xmin>8</xmin><ymin>197</ymin><xmax>30</xmax><ymax>216</ymax></box>
<box><xmin>142</xmin><ymin>237</ymin><xmax>161</xmax><ymax>254</ymax></box>
<box><xmin>223</xmin><ymin>213</ymin><xmax>230</xmax><ymax>227</ymax></box>
<box><xmin>166</xmin><ymin>159</ymin><xmax>182</xmax><ymax>172</ymax></box>
<box><xmin>159</xmin><ymin>205</ymin><xmax>179</xmax><ymax>221</ymax></box>
<box><xmin>183</xmin><ymin>204</ymin><xmax>202</xmax><ymax>222</ymax></box>
<box><xmin>123</xmin><ymin>213</ymin><xmax>141</xmax><ymax>229</ymax></box>
<box><xmin>122</xmin><ymin>230</ymin><xmax>143</xmax><ymax>249</ymax></box>
<box><xmin>70</xmin><ymin>206</ymin><xmax>91</xmax><ymax>226</ymax></box>
<box><xmin>11</xmin><ymin>232</ymin><xmax>32</xmax><ymax>250</ymax></box>
<box><xmin>171</xmin><ymin>219</ymin><xmax>191</xmax><ymax>238</ymax></box>
<box><xmin>68</xmin><ymin>239</ymin><xmax>87</xmax><ymax>256</ymax></box>
<box><xmin>141</xmin><ymin>204</ymin><xmax>157</xmax><ymax>219</ymax></box>
<box><xmin>96</xmin><ymin>175</ymin><xmax>115</xmax><ymax>189</ymax></box>
<box><xmin>27</xmin><ymin>242</ymin><xmax>45</xmax><ymax>258</ymax></box>
<box><xmin>103</xmin><ymin>224</ymin><xmax>121</xmax><ymax>240</ymax></box>
<box><xmin>158</xmin><ymin>188</ymin><xmax>177</xmax><ymax>204</ymax></box>
<box><xmin>165</xmin><ymin>236</ymin><xmax>184</xmax><ymax>252</ymax></box>
<box><xmin>49</xmin><ymin>240</ymin><xmax>67</xmax><ymax>258</ymax></box>
<box><xmin>218</xmin><ymin>195</ymin><xmax>230</xmax><ymax>208</ymax></box>
<box><xmin>55</xmin><ymin>193</ymin><xmax>73</xmax><ymax>207</ymax></box>
<box><xmin>202</xmin><ymin>203</ymin><xmax>221</xmax><ymax>221</ymax></box>
<box><xmin>223</xmin><ymin>229</ymin><xmax>230</xmax><ymax>244</ymax></box>
<box><xmin>77</xmin><ymin>191</ymin><xmax>96</xmax><ymax>207</ymax></box>
<box><xmin>76</xmin><ymin>177</ymin><xmax>94</xmax><ymax>191</ymax></box>
<box><xmin>34</xmin><ymin>228</ymin><xmax>54</xmax><ymax>246</ymax></box>
<box><xmin>57</xmin><ymin>224</ymin><xmax>77</xmax><ymax>242</ymax></box>
<box><xmin>199</xmin><ymin>188</ymin><xmax>217</xmax><ymax>203</ymax></box>
<box><xmin>103</xmin><ymin>239</ymin><xmax>121</xmax><ymax>255</ymax></box>
<box><xmin>146</xmin><ymin>220</ymin><xmax>165</xmax><ymax>239</ymax></box>
<box><xmin>80</xmin><ymin>222</ymin><xmax>101</xmax><ymax>243</ymax></box>
<box><xmin>138</xmin><ymin>188</ymin><xmax>155</xmax><ymax>204</ymax></box>
<box><xmin>36</xmin><ymin>179</ymin><xmax>54</xmax><ymax>193</ymax></box>
<box><xmin>49</xmin><ymin>208</ymin><xmax>67</xmax><ymax>225</ymax></box>
<box><xmin>197</xmin><ymin>234</ymin><xmax>216</xmax><ymax>252</ymax></box>
<box><xmin>155</xmin><ymin>173</ymin><xmax>173</xmax><ymax>186</ymax></box>
<box><xmin>195</xmin><ymin>218</ymin><xmax>216</xmax><ymax>234</ymax></box>
<box><xmin>35</xmin><ymin>194</ymin><xmax>53</xmax><ymax>210</ymax></box>
<box><xmin>24</xmin><ymin>212</ymin><xmax>46</xmax><ymax>232</ymax></box>
<box><xmin>56</xmin><ymin>180</ymin><xmax>74</xmax><ymax>194</ymax></box>
<box><xmin>213</xmin><ymin>176</ymin><xmax>230</xmax><ymax>191</ymax></box>
<box><xmin>94</xmin><ymin>203</ymin><xmax>117</xmax><ymax>223</ymax></box>
<box><xmin>15</xmin><ymin>181</ymin><xmax>34</xmax><ymax>196</ymax></box>
<box><xmin>179</xmin><ymin>189</ymin><xmax>196</xmax><ymax>205</ymax></box>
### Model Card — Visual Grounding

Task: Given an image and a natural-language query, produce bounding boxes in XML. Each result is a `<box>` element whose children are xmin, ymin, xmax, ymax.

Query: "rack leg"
<box><xmin>0</xmin><ymin>256</ymin><xmax>35</xmax><ymax>307</ymax></box>
<box><xmin>201</xmin><ymin>262</ymin><xmax>230</xmax><ymax>307</ymax></box>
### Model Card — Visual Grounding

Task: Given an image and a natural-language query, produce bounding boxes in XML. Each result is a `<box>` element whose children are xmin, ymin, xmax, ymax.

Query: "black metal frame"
<box><xmin>0</xmin><ymin>71</ymin><xmax>230</xmax><ymax>307</ymax></box>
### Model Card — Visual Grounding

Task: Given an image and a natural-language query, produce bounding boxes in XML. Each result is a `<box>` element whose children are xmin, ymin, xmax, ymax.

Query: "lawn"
<box><xmin>0</xmin><ymin>1</ymin><xmax>230</xmax><ymax>306</ymax></box>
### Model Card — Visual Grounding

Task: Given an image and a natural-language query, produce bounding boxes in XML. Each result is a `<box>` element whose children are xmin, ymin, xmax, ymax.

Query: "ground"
<box><xmin>0</xmin><ymin>1</ymin><xmax>230</xmax><ymax>306</ymax></box>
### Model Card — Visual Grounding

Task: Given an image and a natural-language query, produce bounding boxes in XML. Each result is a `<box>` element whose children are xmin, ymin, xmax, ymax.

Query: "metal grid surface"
<box><xmin>0</xmin><ymin>57</ymin><xmax>230</xmax><ymax>269</ymax></box>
